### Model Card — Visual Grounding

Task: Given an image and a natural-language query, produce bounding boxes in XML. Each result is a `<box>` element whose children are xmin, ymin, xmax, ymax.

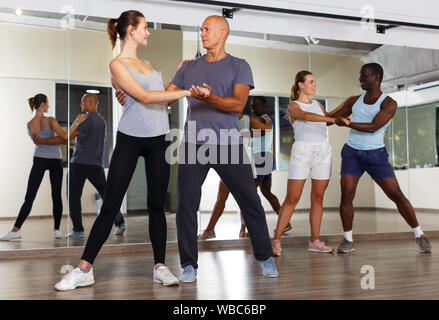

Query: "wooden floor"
<box><xmin>2</xmin><ymin>209</ymin><xmax>439</xmax><ymax>250</ymax></box>
<box><xmin>0</xmin><ymin>238</ymin><xmax>438</xmax><ymax>300</ymax></box>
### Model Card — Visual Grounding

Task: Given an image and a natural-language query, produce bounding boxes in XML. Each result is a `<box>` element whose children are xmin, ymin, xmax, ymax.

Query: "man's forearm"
<box><xmin>348</xmin><ymin>122</ymin><xmax>378</xmax><ymax>133</ymax></box>
<box><xmin>204</xmin><ymin>94</ymin><xmax>245</xmax><ymax>113</ymax></box>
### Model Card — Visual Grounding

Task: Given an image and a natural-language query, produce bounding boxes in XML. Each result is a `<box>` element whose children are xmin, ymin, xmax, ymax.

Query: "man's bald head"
<box><xmin>81</xmin><ymin>93</ymin><xmax>98</xmax><ymax>112</ymax></box>
<box><xmin>203</xmin><ymin>15</ymin><xmax>230</xmax><ymax>39</ymax></box>
<box><xmin>84</xmin><ymin>93</ymin><xmax>98</xmax><ymax>106</ymax></box>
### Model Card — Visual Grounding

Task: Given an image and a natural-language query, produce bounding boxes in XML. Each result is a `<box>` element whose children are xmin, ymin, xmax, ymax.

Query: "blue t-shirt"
<box><xmin>71</xmin><ymin>112</ymin><xmax>106</xmax><ymax>166</ymax></box>
<box><xmin>172</xmin><ymin>54</ymin><xmax>254</xmax><ymax>145</ymax></box>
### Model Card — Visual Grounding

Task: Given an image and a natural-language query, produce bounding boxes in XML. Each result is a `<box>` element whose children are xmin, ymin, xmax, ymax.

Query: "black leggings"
<box><xmin>68</xmin><ymin>163</ymin><xmax>125</xmax><ymax>232</ymax></box>
<box><xmin>81</xmin><ymin>131</ymin><xmax>170</xmax><ymax>265</ymax></box>
<box><xmin>15</xmin><ymin>157</ymin><xmax>63</xmax><ymax>230</ymax></box>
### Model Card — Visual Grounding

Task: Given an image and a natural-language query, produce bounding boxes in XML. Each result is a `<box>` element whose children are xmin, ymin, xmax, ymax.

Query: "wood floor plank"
<box><xmin>0</xmin><ymin>238</ymin><xmax>437</xmax><ymax>300</ymax></box>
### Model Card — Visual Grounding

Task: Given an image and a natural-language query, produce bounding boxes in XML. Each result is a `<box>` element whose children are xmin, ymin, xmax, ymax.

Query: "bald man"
<box><xmin>66</xmin><ymin>94</ymin><xmax>126</xmax><ymax>238</ymax></box>
<box><xmin>168</xmin><ymin>15</ymin><xmax>278</xmax><ymax>281</ymax></box>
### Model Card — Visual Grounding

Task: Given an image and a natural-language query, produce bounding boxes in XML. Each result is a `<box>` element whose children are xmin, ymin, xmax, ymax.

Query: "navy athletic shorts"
<box><xmin>340</xmin><ymin>143</ymin><xmax>395</xmax><ymax>179</ymax></box>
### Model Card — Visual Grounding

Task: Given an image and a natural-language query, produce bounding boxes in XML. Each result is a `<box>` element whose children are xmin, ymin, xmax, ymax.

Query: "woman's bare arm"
<box><xmin>109</xmin><ymin>59</ymin><xmax>190</xmax><ymax>105</ymax></box>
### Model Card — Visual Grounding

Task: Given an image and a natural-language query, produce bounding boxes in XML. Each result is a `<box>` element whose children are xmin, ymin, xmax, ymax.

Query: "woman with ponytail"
<box><xmin>55</xmin><ymin>10</ymin><xmax>200</xmax><ymax>291</ymax></box>
<box><xmin>0</xmin><ymin>94</ymin><xmax>86</xmax><ymax>241</ymax></box>
<box><xmin>272</xmin><ymin>71</ymin><xmax>349</xmax><ymax>255</ymax></box>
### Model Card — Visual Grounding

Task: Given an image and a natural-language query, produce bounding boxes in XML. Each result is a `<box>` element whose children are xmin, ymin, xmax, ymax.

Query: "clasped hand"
<box><xmin>189</xmin><ymin>83</ymin><xmax>211</xmax><ymax>100</ymax></box>
<box><xmin>335</xmin><ymin>117</ymin><xmax>350</xmax><ymax>127</ymax></box>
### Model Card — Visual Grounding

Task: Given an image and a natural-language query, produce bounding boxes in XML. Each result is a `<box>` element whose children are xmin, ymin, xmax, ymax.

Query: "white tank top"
<box><xmin>291</xmin><ymin>100</ymin><xmax>328</xmax><ymax>143</ymax></box>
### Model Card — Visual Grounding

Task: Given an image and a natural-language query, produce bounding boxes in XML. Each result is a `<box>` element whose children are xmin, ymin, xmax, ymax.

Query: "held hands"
<box><xmin>32</xmin><ymin>134</ymin><xmax>43</xmax><ymax>145</ymax></box>
<box><xmin>189</xmin><ymin>83</ymin><xmax>212</xmax><ymax>101</ymax></box>
<box><xmin>115</xmin><ymin>89</ymin><xmax>127</xmax><ymax>106</ymax></box>
<box><xmin>335</xmin><ymin>117</ymin><xmax>350</xmax><ymax>127</ymax></box>
<box><xmin>74</xmin><ymin>113</ymin><xmax>88</xmax><ymax>126</ymax></box>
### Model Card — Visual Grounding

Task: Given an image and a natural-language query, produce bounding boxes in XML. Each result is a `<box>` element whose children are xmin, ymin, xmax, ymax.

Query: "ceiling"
<box><xmin>0</xmin><ymin>6</ymin><xmax>381</xmax><ymax>56</ymax></box>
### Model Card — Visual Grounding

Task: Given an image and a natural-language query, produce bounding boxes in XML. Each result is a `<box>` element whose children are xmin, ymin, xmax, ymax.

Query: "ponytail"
<box><xmin>107</xmin><ymin>18</ymin><xmax>119</xmax><ymax>50</ymax></box>
<box><xmin>107</xmin><ymin>10</ymin><xmax>145</xmax><ymax>50</ymax></box>
<box><xmin>28</xmin><ymin>97</ymin><xmax>35</xmax><ymax>112</ymax></box>
<box><xmin>28</xmin><ymin>94</ymin><xmax>47</xmax><ymax>112</ymax></box>
<box><xmin>285</xmin><ymin>70</ymin><xmax>313</xmax><ymax>120</ymax></box>
<box><xmin>290</xmin><ymin>83</ymin><xmax>300</xmax><ymax>103</ymax></box>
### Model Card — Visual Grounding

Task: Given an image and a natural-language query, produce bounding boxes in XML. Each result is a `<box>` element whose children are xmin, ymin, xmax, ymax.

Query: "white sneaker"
<box><xmin>0</xmin><ymin>230</ymin><xmax>22</xmax><ymax>241</ymax></box>
<box><xmin>54</xmin><ymin>230</ymin><xmax>62</xmax><ymax>239</ymax></box>
<box><xmin>54</xmin><ymin>267</ymin><xmax>95</xmax><ymax>291</ymax></box>
<box><xmin>153</xmin><ymin>265</ymin><xmax>179</xmax><ymax>286</ymax></box>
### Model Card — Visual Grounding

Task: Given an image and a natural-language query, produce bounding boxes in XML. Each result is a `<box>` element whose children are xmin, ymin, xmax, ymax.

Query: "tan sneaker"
<box><xmin>308</xmin><ymin>239</ymin><xmax>334</xmax><ymax>253</ymax></box>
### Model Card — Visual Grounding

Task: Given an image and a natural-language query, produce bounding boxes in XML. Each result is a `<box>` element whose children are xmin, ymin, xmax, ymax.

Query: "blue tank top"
<box><xmin>27</xmin><ymin>117</ymin><xmax>62</xmax><ymax>159</ymax></box>
<box><xmin>251</xmin><ymin>114</ymin><xmax>273</xmax><ymax>154</ymax></box>
<box><xmin>346</xmin><ymin>93</ymin><xmax>390</xmax><ymax>150</ymax></box>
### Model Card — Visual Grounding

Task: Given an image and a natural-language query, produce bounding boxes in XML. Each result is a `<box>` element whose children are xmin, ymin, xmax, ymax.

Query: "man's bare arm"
<box><xmin>191</xmin><ymin>83</ymin><xmax>250</xmax><ymax>113</ymax></box>
<box><xmin>346</xmin><ymin>97</ymin><xmax>397</xmax><ymax>133</ymax></box>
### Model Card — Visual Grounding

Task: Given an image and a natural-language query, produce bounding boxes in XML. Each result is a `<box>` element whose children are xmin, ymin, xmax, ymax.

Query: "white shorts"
<box><xmin>288</xmin><ymin>140</ymin><xmax>332</xmax><ymax>180</ymax></box>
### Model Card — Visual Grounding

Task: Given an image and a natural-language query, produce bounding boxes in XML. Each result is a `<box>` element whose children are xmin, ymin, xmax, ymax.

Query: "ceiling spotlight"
<box><xmin>86</xmin><ymin>89</ymin><xmax>100</xmax><ymax>94</ymax></box>
<box><xmin>310</xmin><ymin>37</ymin><xmax>320</xmax><ymax>45</ymax></box>
<box><xmin>15</xmin><ymin>8</ymin><xmax>23</xmax><ymax>16</ymax></box>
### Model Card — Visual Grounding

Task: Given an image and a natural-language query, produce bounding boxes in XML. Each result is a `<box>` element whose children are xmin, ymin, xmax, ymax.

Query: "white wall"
<box><xmin>375</xmin><ymin>84</ymin><xmax>439</xmax><ymax>210</ymax></box>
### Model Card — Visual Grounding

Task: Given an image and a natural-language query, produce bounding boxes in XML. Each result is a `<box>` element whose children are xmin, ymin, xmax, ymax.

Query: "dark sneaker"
<box><xmin>337</xmin><ymin>238</ymin><xmax>355</xmax><ymax>254</ymax></box>
<box><xmin>283</xmin><ymin>223</ymin><xmax>292</xmax><ymax>233</ymax></box>
<box><xmin>273</xmin><ymin>223</ymin><xmax>292</xmax><ymax>235</ymax></box>
<box><xmin>415</xmin><ymin>234</ymin><xmax>432</xmax><ymax>253</ymax></box>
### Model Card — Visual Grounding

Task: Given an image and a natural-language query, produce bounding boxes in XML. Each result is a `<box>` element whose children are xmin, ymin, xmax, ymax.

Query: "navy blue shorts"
<box><xmin>340</xmin><ymin>144</ymin><xmax>395</xmax><ymax>179</ymax></box>
<box><xmin>254</xmin><ymin>152</ymin><xmax>273</xmax><ymax>182</ymax></box>
<box><xmin>255</xmin><ymin>173</ymin><xmax>272</xmax><ymax>182</ymax></box>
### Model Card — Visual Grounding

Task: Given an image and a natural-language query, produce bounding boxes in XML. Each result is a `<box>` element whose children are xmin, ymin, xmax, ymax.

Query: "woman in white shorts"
<box><xmin>272</xmin><ymin>70</ymin><xmax>349</xmax><ymax>254</ymax></box>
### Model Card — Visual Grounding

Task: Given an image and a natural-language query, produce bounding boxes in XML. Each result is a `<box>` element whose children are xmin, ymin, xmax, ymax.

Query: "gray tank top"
<box><xmin>27</xmin><ymin>117</ymin><xmax>62</xmax><ymax>159</ymax></box>
<box><xmin>114</xmin><ymin>58</ymin><xmax>170</xmax><ymax>138</ymax></box>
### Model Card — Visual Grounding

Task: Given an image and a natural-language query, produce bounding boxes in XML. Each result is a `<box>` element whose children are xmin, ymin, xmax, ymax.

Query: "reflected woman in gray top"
<box><xmin>55</xmin><ymin>10</ymin><xmax>203</xmax><ymax>291</ymax></box>
<box><xmin>0</xmin><ymin>93</ymin><xmax>86</xmax><ymax>241</ymax></box>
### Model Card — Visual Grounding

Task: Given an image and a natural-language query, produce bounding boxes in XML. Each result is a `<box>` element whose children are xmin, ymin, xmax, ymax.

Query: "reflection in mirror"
<box><xmin>0</xmin><ymin>11</ymin><xmax>70</xmax><ymax>249</ymax></box>
<box><xmin>381</xmin><ymin>45</ymin><xmax>439</xmax><ymax>229</ymax></box>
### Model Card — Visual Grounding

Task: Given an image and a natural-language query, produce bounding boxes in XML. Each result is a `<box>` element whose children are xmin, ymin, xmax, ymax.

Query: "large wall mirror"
<box><xmin>1</xmin><ymin>4</ymin><xmax>438</xmax><ymax>253</ymax></box>
<box><xmin>0</xmin><ymin>8</ymin><xmax>72</xmax><ymax>250</ymax></box>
